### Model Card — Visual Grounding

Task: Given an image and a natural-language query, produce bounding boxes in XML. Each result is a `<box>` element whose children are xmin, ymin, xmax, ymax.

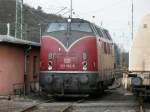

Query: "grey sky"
<box><xmin>24</xmin><ymin>0</ymin><xmax>150</xmax><ymax>51</ymax></box>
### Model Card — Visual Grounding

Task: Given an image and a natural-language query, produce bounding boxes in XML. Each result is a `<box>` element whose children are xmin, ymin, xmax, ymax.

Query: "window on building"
<box><xmin>143</xmin><ymin>24</ymin><xmax>148</xmax><ymax>28</ymax></box>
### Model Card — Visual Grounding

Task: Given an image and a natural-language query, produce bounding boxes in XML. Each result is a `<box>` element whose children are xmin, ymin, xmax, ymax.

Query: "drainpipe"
<box><xmin>38</xmin><ymin>24</ymin><xmax>42</xmax><ymax>44</ymax></box>
<box><xmin>24</xmin><ymin>46</ymin><xmax>32</xmax><ymax>72</ymax></box>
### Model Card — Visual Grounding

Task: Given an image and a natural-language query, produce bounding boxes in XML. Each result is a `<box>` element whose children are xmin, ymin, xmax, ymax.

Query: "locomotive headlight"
<box><xmin>68</xmin><ymin>18</ymin><xmax>72</xmax><ymax>23</ymax></box>
<box><xmin>48</xmin><ymin>65</ymin><xmax>52</xmax><ymax>71</ymax></box>
<box><xmin>48</xmin><ymin>61</ymin><xmax>53</xmax><ymax>71</ymax></box>
<box><xmin>82</xmin><ymin>61</ymin><xmax>87</xmax><ymax>71</ymax></box>
<box><xmin>131</xmin><ymin>77</ymin><xmax>142</xmax><ymax>86</ymax></box>
<box><xmin>80</xmin><ymin>76</ymin><xmax>88</xmax><ymax>84</ymax></box>
<box><xmin>83</xmin><ymin>66</ymin><xmax>87</xmax><ymax>71</ymax></box>
<box><xmin>82</xmin><ymin>52</ymin><xmax>88</xmax><ymax>71</ymax></box>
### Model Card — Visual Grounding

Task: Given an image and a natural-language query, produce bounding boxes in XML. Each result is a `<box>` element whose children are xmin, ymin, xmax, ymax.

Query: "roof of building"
<box><xmin>0</xmin><ymin>35</ymin><xmax>41</xmax><ymax>47</ymax></box>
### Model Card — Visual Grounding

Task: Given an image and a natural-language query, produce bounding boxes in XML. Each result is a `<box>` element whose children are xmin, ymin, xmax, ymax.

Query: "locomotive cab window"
<box><xmin>47</xmin><ymin>22</ymin><xmax>92</xmax><ymax>33</ymax></box>
<box><xmin>47</xmin><ymin>23</ymin><xmax>67</xmax><ymax>32</ymax></box>
<box><xmin>71</xmin><ymin>23</ymin><xmax>92</xmax><ymax>32</ymax></box>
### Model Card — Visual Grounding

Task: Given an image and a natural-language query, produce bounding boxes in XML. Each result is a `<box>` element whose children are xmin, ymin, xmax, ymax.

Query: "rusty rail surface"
<box><xmin>18</xmin><ymin>99</ymin><xmax>55</xmax><ymax>112</ymax></box>
<box><xmin>60</xmin><ymin>99</ymin><xmax>86</xmax><ymax>112</ymax></box>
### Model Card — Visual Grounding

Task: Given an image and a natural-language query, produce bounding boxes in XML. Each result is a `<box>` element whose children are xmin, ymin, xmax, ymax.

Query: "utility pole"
<box><xmin>21</xmin><ymin>0</ymin><xmax>23</xmax><ymax>39</ymax></box>
<box><xmin>15</xmin><ymin>0</ymin><xmax>23</xmax><ymax>39</ymax></box>
<box><xmin>131</xmin><ymin>0</ymin><xmax>134</xmax><ymax>39</ymax></box>
<box><xmin>70</xmin><ymin>0</ymin><xmax>72</xmax><ymax>18</ymax></box>
<box><xmin>15</xmin><ymin>0</ymin><xmax>20</xmax><ymax>38</ymax></box>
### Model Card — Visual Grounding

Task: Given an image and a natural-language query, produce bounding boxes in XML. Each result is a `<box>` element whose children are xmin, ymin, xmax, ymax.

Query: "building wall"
<box><xmin>0</xmin><ymin>44</ymin><xmax>24</xmax><ymax>95</ymax></box>
<box><xmin>129</xmin><ymin>14</ymin><xmax>150</xmax><ymax>71</ymax></box>
<box><xmin>0</xmin><ymin>43</ymin><xmax>40</xmax><ymax>95</ymax></box>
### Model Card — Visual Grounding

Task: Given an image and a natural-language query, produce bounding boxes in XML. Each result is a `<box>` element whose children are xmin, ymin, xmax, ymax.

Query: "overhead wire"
<box><xmin>41</xmin><ymin>0</ymin><xmax>69</xmax><ymax>14</ymax></box>
<box><xmin>55</xmin><ymin>7</ymin><xmax>67</xmax><ymax>15</ymax></box>
<box><xmin>43</xmin><ymin>6</ymin><xmax>67</xmax><ymax>14</ymax></box>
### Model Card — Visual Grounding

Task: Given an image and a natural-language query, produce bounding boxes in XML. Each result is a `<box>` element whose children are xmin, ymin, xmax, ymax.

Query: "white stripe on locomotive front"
<box><xmin>43</xmin><ymin>36</ymin><xmax>95</xmax><ymax>52</ymax></box>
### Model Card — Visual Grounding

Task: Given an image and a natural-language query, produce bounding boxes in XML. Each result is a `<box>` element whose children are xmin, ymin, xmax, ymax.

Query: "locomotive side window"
<box><xmin>103</xmin><ymin>42</ymin><xmax>111</xmax><ymax>54</ymax></box>
<box><xmin>95</xmin><ymin>27</ymin><xmax>103</xmax><ymax>37</ymax></box>
<box><xmin>104</xmin><ymin>42</ymin><xmax>107</xmax><ymax>54</ymax></box>
<box><xmin>109</xmin><ymin>44</ymin><xmax>112</xmax><ymax>55</ymax></box>
<box><xmin>104</xmin><ymin>30</ymin><xmax>112</xmax><ymax>40</ymax></box>
<box><xmin>107</xmin><ymin>43</ymin><xmax>111</xmax><ymax>54</ymax></box>
<box><xmin>47</xmin><ymin>23</ymin><xmax>67</xmax><ymax>32</ymax></box>
<box><xmin>71</xmin><ymin>23</ymin><xmax>92</xmax><ymax>32</ymax></box>
<box><xmin>101</xmin><ymin>30</ymin><xmax>109</xmax><ymax>39</ymax></box>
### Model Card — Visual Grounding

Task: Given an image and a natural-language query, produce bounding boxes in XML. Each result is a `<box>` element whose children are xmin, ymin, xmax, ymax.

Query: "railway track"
<box><xmin>17</xmin><ymin>98</ymin><xmax>55</xmax><ymax>112</ymax></box>
<box><xmin>17</xmin><ymin>98</ymin><xmax>86</xmax><ymax>112</ymax></box>
<box><xmin>16</xmin><ymin>93</ymin><xmax>145</xmax><ymax>112</ymax></box>
<box><xmin>137</xmin><ymin>97</ymin><xmax>145</xmax><ymax>112</ymax></box>
<box><xmin>3</xmin><ymin>85</ymin><xmax>148</xmax><ymax>112</ymax></box>
<box><xmin>60</xmin><ymin>99</ymin><xmax>86</xmax><ymax>112</ymax></box>
<box><xmin>17</xmin><ymin>98</ymin><xmax>144</xmax><ymax>112</ymax></box>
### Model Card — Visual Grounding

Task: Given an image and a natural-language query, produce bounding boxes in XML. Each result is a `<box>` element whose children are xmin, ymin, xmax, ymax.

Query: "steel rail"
<box><xmin>136</xmin><ymin>97</ymin><xmax>145</xmax><ymax>112</ymax></box>
<box><xmin>17</xmin><ymin>99</ymin><xmax>55</xmax><ymax>112</ymax></box>
<box><xmin>60</xmin><ymin>99</ymin><xmax>86</xmax><ymax>112</ymax></box>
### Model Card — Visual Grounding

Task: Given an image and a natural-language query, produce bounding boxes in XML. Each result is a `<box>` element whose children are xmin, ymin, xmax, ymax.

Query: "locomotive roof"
<box><xmin>46</xmin><ymin>18</ymin><xmax>113</xmax><ymax>41</ymax></box>
<box><xmin>48</xmin><ymin>18</ymin><xmax>90</xmax><ymax>24</ymax></box>
<box><xmin>48</xmin><ymin>18</ymin><xmax>106</xmax><ymax>30</ymax></box>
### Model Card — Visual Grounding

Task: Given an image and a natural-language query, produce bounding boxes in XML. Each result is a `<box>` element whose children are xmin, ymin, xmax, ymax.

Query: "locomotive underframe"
<box><xmin>39</xmin><ymin>72</ymin><xmax>113</xmax><ymax>96</ymax></box>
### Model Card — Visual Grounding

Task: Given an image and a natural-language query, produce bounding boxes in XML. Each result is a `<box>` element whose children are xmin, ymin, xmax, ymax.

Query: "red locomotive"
<box><xmin>40</xmin><ymin>18</ymin><xmax>115</xmax><ymax>96</ymax></box>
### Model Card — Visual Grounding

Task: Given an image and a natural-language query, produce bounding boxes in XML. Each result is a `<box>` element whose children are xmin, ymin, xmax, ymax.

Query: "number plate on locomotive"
<box><xmin>64</xmin><ymin>58</ymin><xmax>71</xmax><ymax>64</ymax></box>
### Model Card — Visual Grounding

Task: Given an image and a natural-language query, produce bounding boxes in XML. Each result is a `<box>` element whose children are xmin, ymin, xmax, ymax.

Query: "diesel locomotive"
<box><xmin>39</xmin><ymin>18</ymin><xmax>115</xmax><ymax>96</ymax></box>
